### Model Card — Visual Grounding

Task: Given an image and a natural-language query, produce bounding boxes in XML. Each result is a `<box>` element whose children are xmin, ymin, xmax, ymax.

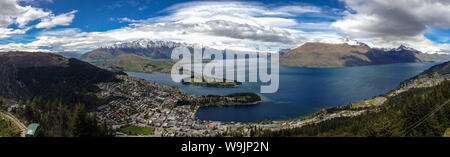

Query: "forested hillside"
<box><xmin>255</xmin><ymin>80</ymin><xmax>450</xmax><ymax>137</ymax></box>
<box><xmin>12</xmin><ymin>97</ymin><xmax>113</xmax><ymax>137</ymax></box>
<box><xmin>0</xmin><ymin>52</ymin><xmax>120</xmax><ymax>108</ymax></box>
<box><xmin>254</xmin><ymin>61</ymin><xmax>450</xmax><ymax>137</ymax></box>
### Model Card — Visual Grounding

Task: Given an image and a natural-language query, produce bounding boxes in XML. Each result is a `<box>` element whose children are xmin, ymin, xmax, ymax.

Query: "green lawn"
<box><xmin>119</xmin><ymin>125</ymin><xmax>154</xmax><ymax>135</ymax></box>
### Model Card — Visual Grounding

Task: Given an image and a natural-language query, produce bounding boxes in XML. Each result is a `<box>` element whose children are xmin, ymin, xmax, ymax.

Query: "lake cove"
<box><xmin>181</xmin><ymin>141</ymin><xmax>215</xmax><ymax>154</ymax></box>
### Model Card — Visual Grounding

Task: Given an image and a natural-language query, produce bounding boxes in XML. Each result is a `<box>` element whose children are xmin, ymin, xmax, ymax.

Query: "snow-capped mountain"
<box><xmin>80</xmin><ymin>39</ymin><xmax>224</xmax><ymax>65</ymax></box>
<box><xmin>81</xmin><ymin>39</ymin><xmax>200</xmax><ymax>65</ymax></box>
<box><xmin>80</xmin><ymin>38</ymin><xmax>450</xmax><ymax>68</ymax></box>
<box><xmin>375</xmin><ymin>44</ymin><xmax>420</xmax><ymax>52</ymax></box>
<box><xmin>280</xmin><ymin>39</ymin><xmax>450</xmax><ymax>67</ymax></box>
<box><xmin>100</xmin><ymin>39</ymin><xmax>195</xmax><ymax>50</ymax></box>
<box><xmin>394</xmin><ymin>44</ymin><xmax>418</xmax><ymax>52</ymax></box>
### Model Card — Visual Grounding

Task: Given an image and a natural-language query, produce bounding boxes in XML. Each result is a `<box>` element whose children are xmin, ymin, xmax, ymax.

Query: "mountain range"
<box><xmin>80</xmin><ymin>40</ymin><xmax>193</xmax><ymax>66</ymax></box>
<box><xmin>1</xmin><ymin>50</ymin><xmax>449</xmax><ymax>137</ymax></box>
<box><xmin>280</xmin><ymin>42</ymin><xmax>450</xmax><ymax>68</ymax></box>
<box><xmin>79</xmin><ymin>39</ymin><xmax>450</xmax><ymax>69</ymax></box>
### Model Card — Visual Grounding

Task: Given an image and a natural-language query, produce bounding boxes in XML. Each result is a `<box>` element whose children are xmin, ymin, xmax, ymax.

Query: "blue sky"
<box><xmin>0</xmin><ymin>0</ymin><xmax>449</xmax><ymax>53</ymax></box>
<box><xmin>29</xmin><ymin>0</ymin><xmax>345</xmax><ymax>32</ymax></box>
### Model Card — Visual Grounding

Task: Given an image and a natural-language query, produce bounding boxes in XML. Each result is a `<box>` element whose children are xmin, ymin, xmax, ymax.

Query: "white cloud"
<box><xmin>1</xmin><ymin>1</ymin><xmax>331</xmax><ymax>53</ymax></box>
<box><xmin>111</xmin><ymin>17</ymin><xmax>145</xmax><ymax>23</ymax></box>
<box><xmin>274</xmin><ymin>6</ymin><xmax>322</xmax><ymax>15</ymax></box>
<box><xmin>0</xmin><ymin>0</ymin><xmax>22</xmax><ymax>27</ymax></box>
<box><xmin>2</xmin><ymin>0</ymin><xmax>450</xmax><ymax>54</ymax></box>
<box><xmin>332</xmin><ymin>0</ymin><xmax>450</xmax><ymax>53</ymax></box>
<box><xmin>0</xmin><ymin>0</ymin><xmax>34</xmax><ymax>38</ymax></box>
<box><xmin>16</xmin><ymin>6</ymin><xmax>50</xmax><ymax>28</ymax></box>
<box><xmin>0</xmin><ymin>27</ymin><xmax>29</xmax><ymax>39</ymax></box>
<box><xmin>0</xmin><ymin>0</ymin><xmax>77</xmax><ymax>39</ymax></box>
<box><xmin>38</xmin><ymin>28</ymin><xmax>81</xmax><ymax>37</ymax></box>
<box><xmin>154</xmin><ymin>1</ymin><xmax>321</xmax><ymax>26</ymax></box>
<box><xmin>36</xmin><ymin>10</ymin><xmax>78</xmax><ymax>29</ymax></box>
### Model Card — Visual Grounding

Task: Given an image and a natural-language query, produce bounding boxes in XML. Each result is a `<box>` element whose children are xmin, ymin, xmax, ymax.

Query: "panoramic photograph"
<box><xmin>0</xmin><ymin>0</ymin><xmax>449</xmax><ymax>154</ymax></box>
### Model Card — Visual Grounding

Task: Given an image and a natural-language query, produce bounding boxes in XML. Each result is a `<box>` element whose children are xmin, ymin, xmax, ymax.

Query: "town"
<box><xmin>93</xmin><ymin>74</ymin><xmax>378</xmax><ymax>137</ymax></box>
<box><xmin>95</xmin><ymin>75</ymin><xmax>254</xmax><ymax>137</ymax></box>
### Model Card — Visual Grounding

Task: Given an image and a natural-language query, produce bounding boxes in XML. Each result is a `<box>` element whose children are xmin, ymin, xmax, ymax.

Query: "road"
<box><xmin>1</xmin><ymin>112</ymin><xmax>26</xmax><ymax>137</ymax></box>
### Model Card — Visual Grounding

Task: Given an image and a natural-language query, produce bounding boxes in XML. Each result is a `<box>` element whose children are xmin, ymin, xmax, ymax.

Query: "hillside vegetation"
<box><xmin>104</xmin><ymin>54</ymin><xmax>174</xmax><ymax>73</ymax></box>
<box><xmin>0</xmin><ymin>52</ymin><xmax>119</xmax><ymax>108</ymax></box>
<box><xmin>254</xmin><ymin>61</ymin><xmax>450</xmax><ymax>137</ymax></box>
<box><xmin>11</xmin><ymin>97</ymin><xmax>113</xmax><ymax>137</ymax></box>
<box><xmin>255</xmin><ymin>80</ymin><xmax>450</xmax><ymax>137</ymax></box>
<box><xmin>0</xmin><ymin>113</ymin><xmax>21</xmax><ymax>137</ymax></box>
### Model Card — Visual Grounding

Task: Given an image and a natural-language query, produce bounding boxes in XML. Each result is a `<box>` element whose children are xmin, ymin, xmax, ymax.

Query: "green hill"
<box><xmin>421</xmin><ymin>61</ymin><xmax>450</xmax><ymax>76</ymax></box>
<box><xmin>256</xmin><ymin>80</ymin><xmax>450</xmax><ymax>137</ymax></box>
<box><xmin>103</xmin><ymin>54</ymin><xmax>174</xmax><ymax>73</ymax></box>
<box><xmin>0</xmin><ymin>52</ymin><xmax>119</xmax><ymax>108</ymax></box>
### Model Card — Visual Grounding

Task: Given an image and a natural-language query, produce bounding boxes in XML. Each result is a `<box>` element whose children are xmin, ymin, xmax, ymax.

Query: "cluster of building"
<box><xmin>95</xmin><ymin>75</ymin><xmax>251</xmax><ymax>137</ymax></box>
<box><xmin>94</xmin><ymin>75</ymin><xmax>372</xmax><ymax>137</ymax></box>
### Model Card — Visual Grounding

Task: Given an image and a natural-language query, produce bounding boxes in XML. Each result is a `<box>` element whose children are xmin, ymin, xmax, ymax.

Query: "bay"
<box><xmin>128</xmin><ymin>62</ymin><xmax>439</xmax><ymax>122</ymax></box>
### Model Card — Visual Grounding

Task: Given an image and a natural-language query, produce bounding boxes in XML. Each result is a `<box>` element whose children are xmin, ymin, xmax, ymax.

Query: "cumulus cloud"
<box><xmin>332</xmin><ymin>0</ymin><xmax>450</xmax><ymax>53</ymax></box>
<box><xmin>2</xmin><ymin>0</ymin><xmax>450</xmax><ymax>54</ymax></box>
<box><xmin>0</xmin><ymin>0</ymin><xmax>21</xmax><ymax>27</ymax></box>
<box><xmin>1</xmin><ymin>1</ymin><xmax>330</xmax><ymax>52</ymax></box>
<box><xmin>142</xmin><ymin>20</ymin><xmax>296</xmax><ymax>43</ymax></box>
<box><xmin>202</xmin><ymin>20</ymin><xmax>295</xmax><ymax>43</ymax></box>
<box><xmin>0</xmin><ymin>0</ymin><xmax>77</xmax><ymax>39</ymax></box>
<box><xmin>36</xmin><ymin>10</ymin><xmax>78</xmax><ymax>29</ymax></box>
<box><xmin>0</xmin><ymin>27</ymin><xmax>29</xmax><ymax>39</ymax></box>
<box><xmin>16</xmin><ymin>6</ymin><xmax>51</xmax><ymax>28</ymax></box>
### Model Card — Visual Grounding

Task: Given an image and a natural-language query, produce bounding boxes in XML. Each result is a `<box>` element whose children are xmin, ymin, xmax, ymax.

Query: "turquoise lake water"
<box><xmin>128</xmin><ymin>62</ymin><xmax>439</xmax><ymax>122</ymax></box>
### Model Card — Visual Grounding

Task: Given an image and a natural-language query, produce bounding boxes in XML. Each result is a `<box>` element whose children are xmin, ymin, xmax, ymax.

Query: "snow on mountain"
<box><xmin>319</xmin><ymin>37</ymin><xmax>369</xmax><ymax>47</ymax></box>
<box><xmin>100</xmin><ymin>39</ymin><xmax>195</xmax><ymax>49</ymax></box>
<box><xmin>393</xmin><ymin>44</ymin><xmax>419</xmax><ymax>52</ymax></box>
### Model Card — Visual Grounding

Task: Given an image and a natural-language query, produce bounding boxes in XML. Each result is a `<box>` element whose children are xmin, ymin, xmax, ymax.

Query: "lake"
<box><xmin>127</xmin><ymin>62</ymin><xmax>439</xmax><ymax>122</ymax></box>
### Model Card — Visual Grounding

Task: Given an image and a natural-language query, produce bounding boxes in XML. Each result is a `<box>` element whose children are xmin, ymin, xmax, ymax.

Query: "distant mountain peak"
<box><xmin>81</xmin><ymin>39</ymin><xmax>210</xmax><ymax>65</ymax></box>
<box><xmin>100</xmin><ymin>39</ymin><xmax>193</xmax><ymax>49</ymax></box>
<box><xmin>280</xmin><ymin>40</ymin><xmax>450</xmax><ymax>67</ymax></box>
<box><xmin>396</xmin><ymin>44</ymin><xmax>418</xmax><ymax>52</ymax></box>
<box><xmin>375</xmin><ymin>44</ymin><xmax>420</xmax><ymax>53</ymax></box>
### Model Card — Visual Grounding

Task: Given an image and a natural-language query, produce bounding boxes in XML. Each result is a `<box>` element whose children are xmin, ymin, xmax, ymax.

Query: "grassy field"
<box><xmin>104</xmin><ymin>54</ymin><xmax>174</xmax><ymax>73</ymax></box>
<box><xmin>119</xmin><ymin>125</ymin><xmax>154</xmax><ymax>135</ymax></box>
<box><xmin>0</xmin><ymin>114</ymin><xmax>21</xmax><ymax>137</ymax></box>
